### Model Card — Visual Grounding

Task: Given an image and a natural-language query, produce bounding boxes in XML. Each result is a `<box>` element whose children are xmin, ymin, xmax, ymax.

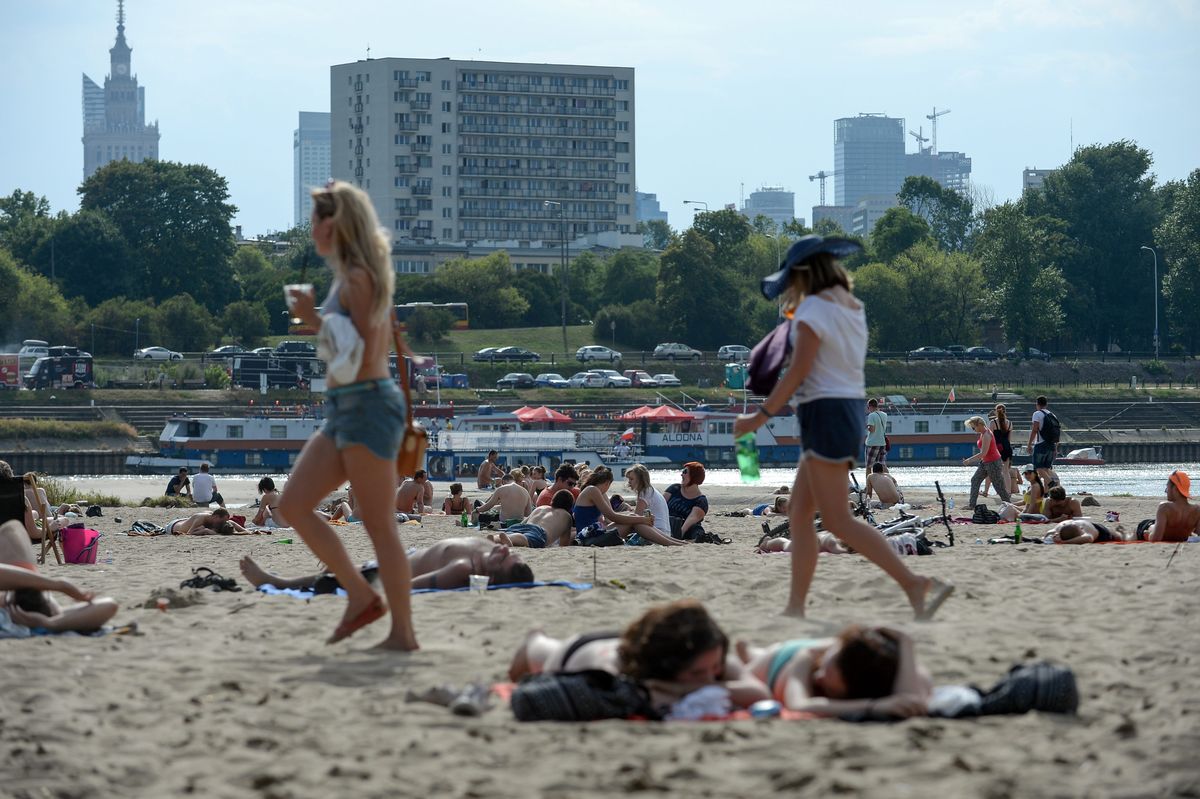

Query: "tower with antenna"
<box><xmin>926</xmin><ymin>107</ymin><xmax>950</xmax><ymax>154</ymax></box>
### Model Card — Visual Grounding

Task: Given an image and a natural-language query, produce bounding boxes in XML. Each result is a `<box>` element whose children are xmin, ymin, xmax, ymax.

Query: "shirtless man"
<box><xmin>477</xmin><ymin>451</ymin><xmax>501</xmax><ymax>490</ymax></box>
<box><xmin>396</xmin><ymin>470</ymin><xmax>433</xmax><ymax>514</ymax></box>
<box><xmin>535</xmin><ymin>464</ymin><xmax>580</xmax><ymax>506</ymax></box>
<box><xmin>489</xmin><ymin>489</ymin><xmax>575</xmax><ymax>548</ymax></box>
<box><xmin>165</xmin><ymin>509</ymin><xmax>253</xmax><ymax>536</ymax></box>
<box><xmin>1043</xmin><ymin>486</ymin><xmax>1082</xmax><ymax>523</ymax></box>
<box><xmin>1047</xmin><ymin>519</ymin><xmax>1128</xmax><ymax>544</ymax></box>
<box><xmin>239</xmin><ymin>537</ymin><xmax>533</xmax><ymax>592</ymax></box>
<box><xmin>865</xmin><ymin>462</ymin><xmax>903</xmax><ymax>507</ymax></box>
<box><xmin>474</xmin><ymin>473</ymin><xmax>532</xmax><ymax>524</ymax></box>
<box><xmin>1142</xmin><ymin>470</ymin><xmax>1200</xmax><ymax>542</ymax></box>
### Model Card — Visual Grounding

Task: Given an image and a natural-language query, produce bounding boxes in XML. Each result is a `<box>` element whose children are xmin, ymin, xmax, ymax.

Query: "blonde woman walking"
<box><xmin>964</xmin><ymin>415</ymin><xmax>1011</xmax><ymax>509</ymax></box>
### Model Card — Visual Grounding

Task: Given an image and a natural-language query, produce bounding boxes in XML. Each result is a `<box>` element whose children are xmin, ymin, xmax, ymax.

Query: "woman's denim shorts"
<box><xmin>798</xmin><ymin>397</ymin><xmax>866</xmax><ymax>466</ymax></box>
<box><xmin>321</xmin><ymin>379</ymin><xmax>406</xmax><ymax>461</ymax></box>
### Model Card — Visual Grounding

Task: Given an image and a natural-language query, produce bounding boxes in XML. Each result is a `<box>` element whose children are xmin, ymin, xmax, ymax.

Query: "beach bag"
<box><xmin>511</xmin><ymin>670</ymin><xmax>660</xmax><ymax>722</ymax></box>
<box><xmin>1039</xmin><ymin>411</ymin><xmax>1061</xmax><ymax>444</ymax></box>
<box><xmin>392</xmin><ymin>326</ymin><xmax>427</xmax><ymax>477</ymax></box>
<box><xmin>746</xmin><ymin>320</ymin><xmax>792</xmax><ymax>396</ymax></box>
<box><xmin>62</xmin><ymin>527</ymin><xmax>101</xmax><ymax>564</ymax></box>
<box><xmin>977</xmin><ymin>662</ymin><xmax>1078</xmax><ymax>716</ymax></box>
<box><xmin>972</xmin><ymin>504</ymin><xmax>1000</xmax><ymax>524</ymax></box>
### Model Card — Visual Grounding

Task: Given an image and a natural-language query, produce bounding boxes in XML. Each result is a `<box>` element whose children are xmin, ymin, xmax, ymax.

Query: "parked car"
<box><xmin>592</xmin><ymin>369</ymin><xmax>632</xmax><ymax>388</ymax></box>
<box><xmin>944</xmin><ymin>345</ymin><xmax>968</xmax><ymax>358</ymax></box>
<box><xmin>491</xmin><ymin>346</ymin><xmax>540</xmax><ymax>362</ymax></box>
<box><xmin>965</xmin><ymin>346</ymin><xmax>999</xmax><ymax>361</ymax></box>
<box><xmin>576</xmin><ymin>345</ymin><xmax>622</xmax><ymax>363</ymax></box>
<box><xmin>1007</xmin><ymin>347</ymin><xmax>1051</xmax><ymax>362</ymax></box>
<box><xmin>251</xmin><ymin>347</ymin><xmax>275</xmax><ymax>356</ymax></box>
<box><xmin>622</xmin><ymin>370</ymin><xmax>658</xmax><ymax>387</ymax></box>
<box><xmin>907</xmin><ymin>346</ymin><xmax>950</xmax><ymax>361</ymax></box>
<box><xmin>534</xmin><ymin>372</ymin><xmax>570</xmax><ymax>389</ymax></box>
<box><xmin>568</xmin><ymin>371</ymin><xmax>606</xmax><ymax>388</ymax></box>
<box><xmin>134</xmin><ymin>346</ymin><xmax>182</xmax><ymax>361</ymax></box>
<box><xmin>496</xmin><ymin>372</ymin><xmax>536</xmax><ymax>389</ymax></box>
<box><xmin>717</xmin><ymin>344</ymin><xmax>751</xmax><ymax>362</ymax></box>
<box><xmin>472</xmin><ymin>347</ymin><xmax>500</xmax><ymax>362</ymax></box>
<box><xmin>652</xmin><ymin>373</ymin><xmax>682</xmax><ymax>387</ymax></box>
<box><xmin>209</xmin><ymin>345</ymin><xmax>247</xmax><ymax>359</ymax></box>
<box><xmin>654</xmin><ymin>342</ymin><xmax>702</xmax><ymax>361</ymax></box>
<box><xmin>18</xmin><ymin>340</ymin><xmax>49</xmax><ymax>360</ymax></box>
<box><xmin>274</xmin><ymin>341</ymin><xmax>317</xmax><ymax>357</ymax></box>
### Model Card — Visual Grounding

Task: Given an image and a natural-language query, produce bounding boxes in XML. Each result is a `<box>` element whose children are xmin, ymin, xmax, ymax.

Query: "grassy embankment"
<box><xmin>0</xmin><ymin>419</ymin><xmax>139</xmax><ymax>440</ymax></box>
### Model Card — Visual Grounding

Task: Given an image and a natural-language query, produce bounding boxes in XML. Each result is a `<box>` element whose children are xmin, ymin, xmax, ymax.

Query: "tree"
<box><xmin>513</xmin><ymin>269</ymin><xmax>563</xmax><ymax>327</ymax></box>
<box><xmin>83</xmin><ymin>297</ymin><xmax>160</xmax><ymax>356</ymax></box>
<box><xmin>641</xmin><ymin>219</ymin><xmax>675</xmax><ymax>250</ymax></box>
<box><xmin>1159</xmin><ymin>169</ymin><xmax>1200</xmax><ymax>352</ymax></box>
<box><xmin>407</xmin><ymin>306</ymin><xmax>455</xmax><ymax>343</ymax></box>
<box><xmin>656</xmin><ymin>230</ymin><xmax>737</xmax><ymax>348</ymax></box>
<box><xmin>597</xmin><ymin>249</ymin><xmax>658</xmax><ymax>309</ymax></box>
<box><xmin>0</xmin><ymin>249</ymin><xmax>76</xmax><ymax>346</ymax></box>
<box><xmin>812</xmin><ymin>217</ymin><xmax>847</xmax><ymax>237</ymax></box>
<box><xmin>0</xmin><ymin>189</ymin><xmax>52</xmax><ymax>255</ymax></box>
<box><xmin>431</xmin><ymin>252</ymin><xmax>528</xmax><ymax>328</ymax></box>
<box><xmin>221</xmin><ymin>300</ymin><xmax>271</xmax><ymax>347</ymax></box>
<box><xmin>898</xmin><ymin>175</ymin><xmax>975</xmax><ymax>252</ymax></box>
<box><xmin>78</xmin><ymin>160</ymin><xmax>240</xmax><ymax>312</ymax></box>
<box><xmin>870</xmin><ymin>207</ymin><xmax>933</xmax><ymax>264</ymax></box>
<box><xmin>691</xmin><ymin>208</ymin><xmax>751</xmax><ymax>261</ymax></box>
<box><xmin>230</xmin><ymin>247</ymin><xmax>272</xmax><ymax>280</ymax></box>
<box><xmin>593</xmin><ymin>301</ymin><xmax>661</xmax><ymax>350</ymax></box>
<box><xmin>30</xmin><ymin>210</ymin><xmax>134</xmax><ymax>305</ymax></box>
<box><xmin>153</xmin><ymin>293</ymin><xmax>219</xmax><ymax>352</ymax></box>
<box><xmin>853</xmin><ymin>261</ymin><xmax>909</xmax><ymax>350</ymax></box>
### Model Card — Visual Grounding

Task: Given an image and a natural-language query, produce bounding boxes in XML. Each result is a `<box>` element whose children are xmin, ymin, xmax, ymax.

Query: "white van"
<box><xmin>18</xmin><ymin>340</ymin><xmax>48</xmax><ymax>368</ymax></box>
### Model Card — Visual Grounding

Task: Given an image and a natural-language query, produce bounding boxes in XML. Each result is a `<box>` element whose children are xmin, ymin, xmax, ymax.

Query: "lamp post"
<box><xmin>544</xmin><ymin>200</ymin><xmax>568</xmax><ymax>355</ymax></box>
<box><xmin>682</xmin><ymin>200</ymin><xmax>709</xmax><ymax>213</ymax></box>
<box><xmin>135</xmin><ymin>317</ymin><xmax>140</xmax><ymax>352</ymax></box>
<box><xmin>764</xmin><ymin>232</ymin><xmax>782</xmax><ymax>266</ymax></box>
<box><xmin>1141</xmin><ymin>245</ymin><xmax>1159</xmax><ymax>360</ymax></box>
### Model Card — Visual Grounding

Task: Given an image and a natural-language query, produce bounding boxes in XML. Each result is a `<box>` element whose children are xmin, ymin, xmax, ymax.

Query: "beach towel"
<box><xmin>0</xmin><ymin>608</ymin><xmax>135</xmax><ymax>640</ymax></box>
<box><xmin>257</xmin><ymin>579</ymin><xmax>592</xmax><ymax>600</ymax></box>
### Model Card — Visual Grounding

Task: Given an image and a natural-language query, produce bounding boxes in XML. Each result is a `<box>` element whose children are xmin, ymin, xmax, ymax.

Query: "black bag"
<box><xmin>977</xmin><ymin>662</ymin><xmax>1079</xmax><ymax>716</ymax></box>
<box><xmin>86</xmin><ymin>505</ymin><xmax>103</xmax><ymax>517</ymax></box>
<box><xmin>1039</xmin><ymin>411</ymin><xmax>1061</xmax><ymax>444</ymax></box>
<box><xmin>972</xmin><ymin>504</ymin><xmax>1000</xmax><ymax>524</ymax></box>
<box><xmin>511</xmin><ymin>670</ymin><xmax>660</xmax><ymax>722</ymax></box>
<box><xmin>746</xmin><ymin>320</ymin><xmax>792</xmax><ymax>396</ymax></box>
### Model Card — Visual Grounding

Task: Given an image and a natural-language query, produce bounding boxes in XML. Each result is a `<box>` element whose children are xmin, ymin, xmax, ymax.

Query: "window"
<box><xmin>442</xmin><ymin>186</ymin><xmax>452</xmax><ymax>196</ymax></box>
<box><xmin>615</xmin><ymin>79</ymin><xmax>629</xmax><ymax>90</ymax></box>
<box><xmin>441</xmin><ymin>122</ymin><xmax>452</xmax><ymax>133</ymax></box>
<box><xmin>226</xmin><ymin>425</ymin><xmax>243</xmax><ymax>439</ymax></box>
<box><xmin>442</xmin><ymin>165</ymin><xmax>452</xmax><ymax>175</ymax></box>
<box><xmin>245</xmin><ymin>452</ymin><xmax>262</xmax><ymax>466</ymax></box>
<box><xmin>898</xmin><ymin>447</ymin><xmax>914</xmax><ymax>460</ymax></box>
<box><xmin>616</xmin><ymin>162</ymin><xmax>629</xmax><ymax>173</ymax></box>
<box><xmin>442</xmin><ymin>144</ymin><xmax>452</xmax><ymax>154</ymax></box>
<box><xmin>270</xmin><ymin>425</ymin><xmax>288</xmax><ymax>439</ymax></box>
<box><xmin>417</xmin><ymin>71</ymin><xmax>431</xmax><ymax>81</ymax></box>
<box><xmin>442</xmin><ymin>208</ymin><xmax>452</xmax><ymax>218</ymax></box>
<box><xmin>441</xmin><ymin>79</ymin><xmax>451</xmax><ymax>90</ymax></box>
<box><xmin>915</xmin><ymin>421</ymin><xmax>930</xmax><ymax>433</ymax></box>
<box><xmin>442</xmin><ymin>101</ymin><xmax>451</xmax><ymax>112</ymax></box>
<box><xmin>615</xmin><ymin>142</ymin><xmax>629</xmax><ymax>152</ymax></box>
<box><xmin>443</xmin><ymin>227</ymin><xmax>453</xmax><ymax>239</ymax></box>
<box><xmin>951</xmin><ymin>421</ymin><xmax>966</xmax><ymax>432</ymax></box>
<box><xmin>617</xmin><ymin>100</ymin><xmax>629</xmax><ymax>111</ymax></box>
<box><xmin>935</xmin><ymin>446</ymin><xmax>950</xmax><ymax>459</ymax></box>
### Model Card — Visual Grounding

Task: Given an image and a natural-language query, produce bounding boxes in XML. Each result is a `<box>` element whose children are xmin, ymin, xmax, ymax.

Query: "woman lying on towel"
<box><xmin>508</xmin><ymin>599</ymin><xmax>771</xmax><ymax>709</ymax></box>
<box><xmin>0</xmin><ymin>520</ymin><xmax>119</xmax><ymax>633</ymax></box>
<box><xmin>740</xmin><ymin>625</ymin><xmax>931</xmax><ymax>718</ymax></box>
<box><xmin>757</xmin><ymin>531</ymin><xmax>847</xmax><ymax>554</ymax></box>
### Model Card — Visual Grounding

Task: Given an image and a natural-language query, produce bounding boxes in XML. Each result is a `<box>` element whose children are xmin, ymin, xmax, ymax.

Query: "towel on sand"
<box><xmin>257</xmin><ymin>580</ymin><xmax>592</xmax><ymax>600</ymax></box>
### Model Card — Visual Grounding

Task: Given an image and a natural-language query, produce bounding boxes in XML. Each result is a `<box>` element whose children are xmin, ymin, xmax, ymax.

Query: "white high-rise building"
<box><xmin>294</xmin><ymin>112</ymin><xmax>332</xmax><ymax>227</ymax></box>
<box><xmin>742</xmin><ymin>186</ymin><xmax>796</xmax><ymax>230</ymax></box>
<box><xmin>330</xmin><ymin>57</ymin><xmax>636</xmax><ymax>272</ymax></box>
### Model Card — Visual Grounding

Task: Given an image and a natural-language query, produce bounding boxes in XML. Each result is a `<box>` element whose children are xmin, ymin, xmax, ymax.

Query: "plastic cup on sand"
<box><xmin>156</xmin><ymin>597</ymin><xmax>169</xmax><ymax>612</ymax></box>
<box><xmin>468</xmin><ymin>574</ymin><xmax>490</xmax><ymax>594</ymax></box>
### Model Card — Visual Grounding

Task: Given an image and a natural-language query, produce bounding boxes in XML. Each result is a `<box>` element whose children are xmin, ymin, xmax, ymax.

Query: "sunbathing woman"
<box><xmin>575</xmin><ymin>467</ymin><xmax>682</xmax><ymax>547</ymax></box>
<box><xmin>508</xmin><ymin>599</ymin><xmax>770</xmax><ymax>710</ymax></box>
<box><xmin>740</xmin><ymin>625</ymin><xmax>931</xmax><ymax>717</ymax></box>
<box><xmin>165</xmin><ymin>509</ymin><xmax>253</xmax><ymax>535</ymax></box>
<box><xmin>0</xmin><ymin>520</ymin><xmax>119</xmax><ymax>633</ymax></box>
<box><xmin>757</xmin><ymin>531</ymin><xmax>847</xmax><ymax>554</ymax></box>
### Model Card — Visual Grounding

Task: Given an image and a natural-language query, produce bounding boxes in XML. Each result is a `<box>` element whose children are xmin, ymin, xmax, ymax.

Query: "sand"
<box><xmin>2</xmin><ymin>483</ymin><xmax>1198</xmax><ymax>799</ymax></box>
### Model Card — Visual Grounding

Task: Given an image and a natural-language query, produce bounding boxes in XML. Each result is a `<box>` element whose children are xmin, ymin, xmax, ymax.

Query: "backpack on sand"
<box><xmin>972</xmin><ymin>504</ymin><xmax>1000</xmax><ymax>524</ymax></box>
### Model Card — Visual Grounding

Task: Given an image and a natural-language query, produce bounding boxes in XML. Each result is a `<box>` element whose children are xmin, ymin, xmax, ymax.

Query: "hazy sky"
<box><xmin>2</xmin><ymin>0</ymin><xmax>1196</xmax><ymax>236</ymax></box>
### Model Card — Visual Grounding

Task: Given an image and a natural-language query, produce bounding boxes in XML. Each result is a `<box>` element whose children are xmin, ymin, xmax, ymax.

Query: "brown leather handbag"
<box><xmin>393</xmin><ymin>327</ymin><xmax>426</xmax><ymax>478</ymax></box>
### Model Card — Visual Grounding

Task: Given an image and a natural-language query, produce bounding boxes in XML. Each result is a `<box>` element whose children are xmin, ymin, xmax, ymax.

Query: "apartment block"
<box><xmin>294</xmin><ymin>111</ymin><xmax>332</xmax><ymax>227</ymax></box>
<box><xmin>330</xmin><ymin>57</ymin><xmax>636</xmax><ymax>270</ymax></box>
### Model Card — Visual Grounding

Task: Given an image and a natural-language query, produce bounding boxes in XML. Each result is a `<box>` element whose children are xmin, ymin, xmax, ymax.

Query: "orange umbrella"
<box><xmin>514</xmin><ymin>405</ymin><xmax>572</xmax><ymax>423</ymax></box>
<box><xmin>617</xmin><ymin>405</ymin><xmax>654</xmax><ymax>420</ymax></box>
<box><xmin>638</xmin><ymin>405</ymin><xmax>695</xmax><ymax>421</ymax></box>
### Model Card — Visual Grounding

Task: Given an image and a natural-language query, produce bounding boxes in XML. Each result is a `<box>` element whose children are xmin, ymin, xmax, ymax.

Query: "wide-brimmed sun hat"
<box><xmin>760</xmin><ymin>234</ymin><xmax>864</xmax><ymax>300</ymax></box>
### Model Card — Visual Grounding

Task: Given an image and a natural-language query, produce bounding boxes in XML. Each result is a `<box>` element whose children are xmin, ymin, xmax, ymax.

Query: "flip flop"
<box><xmin>915</xmin><ymin>578</ymin><xmax>955</xmax><ymax>621</ymax></box>
<box><xmin>327</xmin><ymin>595</ymin><xmax>386</xmax><ymax>644</ymax></box>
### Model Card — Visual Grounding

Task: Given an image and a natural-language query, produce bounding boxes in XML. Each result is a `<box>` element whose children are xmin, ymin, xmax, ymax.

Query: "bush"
<box><xmin>408</xmin><ymin>306</ymin><xmax>455</xmax><ymax>343</ymax></box>
<box><xmin>139</xmin><ymin>496</ymin><xmax>195</xmax><ymax>508</ymax></box>
<box><xmin>593</xmin><ymin>301</ymin><xmax>662</xmax><ymax>350</ymax></box>
<box><xmin>1144</xmin><ymin>359</ymin><xmax>1171</xmax><ymax>376</ymax></box>
<box><xmin>0</xmin><ymin>419</ymin><xmax>137</xmax><ymax>440</ymax></box>
<box><xmin>204</xmin><ymin>363</ymin><xmax>231</xmax><ymax>389</ymax></box>
<box><xmin>35</xmin><ymin>474</ymin><xmax>121</xmax><ymax>507</ymax></box>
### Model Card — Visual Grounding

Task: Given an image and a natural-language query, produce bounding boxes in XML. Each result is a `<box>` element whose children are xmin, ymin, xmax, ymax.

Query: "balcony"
<box><xmin>396</xmin><ymin>122</ymin><xmax>420</xmax><ymax>132</ymax></box>
<box><xmin>459</xmin><ymin>165</ymin><xmax>611</xmax><ymax>179</ymax></box>
<box><xmin>412</xmin><ymin>185</ymin><xmax>432</xmax><ymax>195</ymax></box>
<box><xmin>457</xmin><ymin>123</ymin><xmax>612</xmax><ymax>139</ymax></box>
<box><xmin>457</xmin><ymin>80</ymin><xmax>615</xmax><ymax>98</ymax></box>
<box><xmin>409</xmin><ymin>100</ymin><xmax>431</xmax><ymax>110</ymax></box>
<box><xmin>457</xmin><ymin>143</ymin><xmax>614</xmax><ymax>159</ymax></box>
<box><xmin>458</xmin><ymin>187</ymin><xmax>617</xmax><ymax>201</ymax></box>
<box><xmin>396</xmin><ymin>163</ymin><xmax>419</xmax><ymax>174</ymax></box>
<box><xmin>354</xmin><ymin>146</ymin><xmax>364</xmax><ymax>156</ymax></box>
<box><xmin>457</xmin><ymin>101</ymin><xmax>614</xmax><ymax>118</ymax></box>
<box><xmin>396</xmin><ymin>78</ymin><xmax>419</xmax><ymax>88</ymax></box>
<box><xmin>395</xmin><ymin>206</ymin><xmax>418</xmax><ymax>217</ymax></box>
<box><xmin>410</xmin><ymin>141</ymin><xmax>431</xmax><ymax>153</ymax></box>
<box><xmin>458</xmin><ymin>207</ymin><xmax>616</xmax><ymax>221</ymax></box>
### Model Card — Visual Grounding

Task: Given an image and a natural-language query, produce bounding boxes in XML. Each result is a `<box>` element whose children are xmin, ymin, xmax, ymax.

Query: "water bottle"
<box><xmin>1013</xmin><ymin>520</ymin><xmax>1022</xmax><ymax>544</ymax></box>
<box><xmin>461</xmin><ymin>511</ymin><xmax>469</xmax><ymax>527</ymax></box>
<box><xmin>948</xmin><ymin>498</ymin><xmax>955</xmax><ymax>510</ymax></box>
<box><xmin>103</xmin><ymin>550</ymin><xmax>113</xmax><ymax>565</ymax></box>
<box><xmin>273</xmin><ymin>538</ymin><xmax>293</xmax><ymax>545</ymax></box>
<box><xmin>735</xmin><ymin>433</ymin><xmax>760</xmax><ymax>483</ymax></box>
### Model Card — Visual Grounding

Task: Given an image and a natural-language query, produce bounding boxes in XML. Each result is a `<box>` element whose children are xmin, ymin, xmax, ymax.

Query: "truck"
<box><xmin>230</xmin><ymin>355</ymin><xmax>325</xmax><ymax>390</ymax></box>
<box><xmin>0</xmin><ymin>354</ymin><xmax>21</xmax><ymax>389</ymax></box>
<box><xmin>24</xmin><ymin>355</ymin><xmax>95</xmax><ymax>390</ymax></box>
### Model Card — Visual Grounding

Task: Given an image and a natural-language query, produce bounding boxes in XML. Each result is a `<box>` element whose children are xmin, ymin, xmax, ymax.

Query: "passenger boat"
<box><xmin>125</xmin><ymin>414</ymin><xmax>323</xmax><ymax>473</ymax></box>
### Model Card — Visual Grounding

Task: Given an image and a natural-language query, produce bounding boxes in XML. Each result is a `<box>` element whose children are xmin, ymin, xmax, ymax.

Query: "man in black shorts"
<box><xmin>1047</xmin><ymin>519</ymin><xmax>1126</xmax><ymax>544</ymax></box>
<box><xmin>1027</xmin><ymin>397</ymin><xmax>1060</xmax><ymax>486</ymax></box>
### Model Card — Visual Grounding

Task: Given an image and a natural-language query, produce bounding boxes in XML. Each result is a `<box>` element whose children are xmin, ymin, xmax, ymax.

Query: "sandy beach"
<box><xmin>2</xmin><ymin>482</ymin><xmax>1198</xmax><ymax>798</ymax></box>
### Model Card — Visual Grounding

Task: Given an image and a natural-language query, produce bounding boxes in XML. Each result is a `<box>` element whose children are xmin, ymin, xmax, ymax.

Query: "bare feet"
<box><xmin>781</xmin><ymin>604</ymin><xmax>806</xmax><ymax>619</ymax></box>
<box><xmin>238</xmin><ymin>556</ymin><xmax>274</xmax><ymax>588</ymax></box>
<box><xmin>371</xmin><ymin>632</ymin><xmax>419</xmax><ymax>651</ymax></box>
<box><xmin>485</xmin><ymin>532</ymin><xmax>513</xmax><ymax>546</ymax></box>
<box><xmin>905</xmin><ymin>577</ymin><xmax>955</xmax><ymax>621</ymax></box>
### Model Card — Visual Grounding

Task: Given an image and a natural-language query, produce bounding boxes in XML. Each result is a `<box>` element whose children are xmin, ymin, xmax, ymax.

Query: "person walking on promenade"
<box><xmin>865</xmin><ymin>398</ymin><xmax>888</xmax><ymax>472</ymax></box>
<box><xmin>280</xmin><ymin>179</ymin><xmax>417</xmax><ymax>650</ymax></box>
<box><xmin>733</xmin><ymin>235</ymin><xmax>953</xmax><ymax>621</ymax></box>
<box><xmin>964</xmin><ymin>415</ymin><xmax>1012</xmax><ymax>508</ymax></box>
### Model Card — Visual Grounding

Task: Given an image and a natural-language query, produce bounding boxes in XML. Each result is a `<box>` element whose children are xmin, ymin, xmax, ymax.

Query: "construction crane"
<box><xmin>909</xmin><ymin>126</ymin><xmax>929</xmax><ymax>154</ymax></box>
<box><xmin>808</xmin><ymin>169</ymin><xmax>842</xmax><ymax>206</ymax></box>
<box><xmin>926</xmin><ymin>107</ymin><xmax>951</xmax><ymax>154</ymax></box>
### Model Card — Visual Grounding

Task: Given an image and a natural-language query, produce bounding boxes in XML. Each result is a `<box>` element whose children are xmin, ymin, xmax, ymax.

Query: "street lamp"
<box><xmin>544</xmin><ymin>200</ymin><xmax>568</xmax><ymax>355</ymax></box>
<box><xmin>764</xmin><ymin>232</ymin><xmax>782</xmax><ymax>266</ymax></box>
<box><xmin>1141</xmin><ymin>245</ymin><xmax>1159</xmax><ymax>360</ymax></box>
<box><xmin>682</xmin><ymin>200</ymin><xmax>709</xmax><ymax>213</ymax></box>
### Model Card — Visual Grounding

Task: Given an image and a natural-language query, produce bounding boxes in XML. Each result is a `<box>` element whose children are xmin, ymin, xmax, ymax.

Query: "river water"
<box><xmin>65</xmin><ymin>463</ymin><xmax>1192</xmax><ymax>506</ymax></box>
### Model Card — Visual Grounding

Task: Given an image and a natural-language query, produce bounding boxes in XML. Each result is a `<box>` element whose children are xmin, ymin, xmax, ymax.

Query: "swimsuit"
<box><xmin>573</xmin><ymin>504</ymin><xmax>603</xmax><ymax>533</ymax></box>
<box><xmin>505</xmin><ymin>523</ymin><xmax>548</xmax><ymax>549</ymax></box>
<box><xmin>1092</xmin><ymin>523</ymin><xmax>1114</xmax><ymax>543</ymax></box>
<box><xmin>752</xmin><ymin>504</ymin><xmax>770</xmax><ymax>516</ymax></box>
<box><xmin>767</xmin><ymin>639</ymin><xmax>823</xmax><ymax>695</ymax></box>
<box><xmin>166</xmin><ymin>517</ymin><xmax>188</xmax><ymax>535</ymax></box>
<box><xmin>561</xmin><ymin>631</ymin><xmax>619</xmax><ymax>671</ymax></box>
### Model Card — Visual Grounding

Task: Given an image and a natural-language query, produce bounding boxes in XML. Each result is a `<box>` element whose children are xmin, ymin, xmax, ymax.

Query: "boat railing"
<box><xmin>435</xmin><ymin>431</ymin><xmax>577</xmax><ymax>451</ymax></box>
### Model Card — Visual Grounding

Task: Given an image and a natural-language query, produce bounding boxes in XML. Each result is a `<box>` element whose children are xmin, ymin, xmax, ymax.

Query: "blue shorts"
<box><xmin>506</xmin><ymin>523</ymin><xmax>547</xmax><ymax>548</ymax></box>
<box><xmin>321</xmin><ymin>379</ymin><xmax>406</xmax><ymax>461</ymax></box>
<box><xmin>1032</xmin><ymin>442</ymin><xmax>1056</xmax><ymax>469</ymax></box>
<box><xmin>798</xmin><ymin>398</ymin><xmax>866</xmax><ymax>466</ymax></box>
<box><xmin>752</xmin><ymin>504</ymin><xmax>770</xmax><ymax>516</ymax></box>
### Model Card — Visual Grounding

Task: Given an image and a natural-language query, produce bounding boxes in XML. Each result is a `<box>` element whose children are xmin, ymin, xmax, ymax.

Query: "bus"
<box><xmin>288</xmin><ymin>302</ymin><xmax>468</xmax><ymax>335</ymax></box>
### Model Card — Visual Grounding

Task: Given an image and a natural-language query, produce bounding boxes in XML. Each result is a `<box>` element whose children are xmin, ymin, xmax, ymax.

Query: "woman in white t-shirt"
<box><xmin>733</xmin><ymin>235</ymin><xmax>953</xmax><ymax>621</ymax></box>
<box><xmin>623</xmin><ymin>464</ymin><xmax>680</xmax><ymax>546</ymax></box>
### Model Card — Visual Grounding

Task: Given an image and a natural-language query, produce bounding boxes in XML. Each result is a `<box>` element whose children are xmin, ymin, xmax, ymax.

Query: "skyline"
<box><xmin>1</xmin><ymin>0</ymin><xmax>1196</xmax><ymax>237</ymax></box>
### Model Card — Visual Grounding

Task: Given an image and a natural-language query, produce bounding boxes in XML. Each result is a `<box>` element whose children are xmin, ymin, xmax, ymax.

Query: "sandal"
<box><xmin>327</xmin><ymin>595</ymin><xmax>386</xmax><ymax>644</ymax></box>
<box><xmin>180</xmin><ymin>567</ymin><xmax>242</xmax><ymax>592</ymax></box>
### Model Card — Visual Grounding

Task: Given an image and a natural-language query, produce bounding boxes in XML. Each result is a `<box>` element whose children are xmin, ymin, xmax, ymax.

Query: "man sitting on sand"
<box><xmin>239</xmin><ymin>537</ymin><xmax>533</xmax><ymax>592</ymax></box>
<box><xmin>165</xmin><ymin>467</ymin><xmax>191</xmax><ymax>498</ymax></box>
<box><xmin>865</xmin><ymin>463</ymin><xmax>903</xmax><ymax>508</ymax></box>
<box><xmin>0</xmin><ymin>519</ymin><xmax>119</xmax><ymax>632</ymax></box>
<box><xmin>474</xmin><ymin>472</ymin><xmax>532</xmax><ymax>525</ymax></box>
<box><xmin>535</xmin><ymin>464</ymin><xmax>580</xmax><ymax>506</ymax></box>
<box><xmin>1047</xmin><ymin>519</ymin><xmax>1128</xmax><ymax>544</ymax></box>
<box><xmin>1138</xmin><ymin>470</ymin><xmax>1200</xmax><ymax>542</ymax></box>
<box><xmin>396</xmin><ymin>470</ymin><xmax>433</xmax><ymax>514</ymax></box>
<box><xmin>163</xmin><ymin>509</ymin><xmax>254</xmax><ymax>536</ymax></box>
<box><xmin>1043</xmin><ymin>486</ymin><xmax>1082</xmax><ymax>523</ymax></box>
<box><xmin>488</xmin><ymin>489</ymin><xmax>575</xmax><ymax>548</ymax></box>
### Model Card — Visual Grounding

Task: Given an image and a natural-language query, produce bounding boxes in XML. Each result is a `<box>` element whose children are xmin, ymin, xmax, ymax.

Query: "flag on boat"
<box><xmin>948</xmin><ymin>387</ymin><xmax>956</xmax><ymax>403</ymax></box>
<box><xmin>620</xmin><ymin>427</ymin><xmax>636</xmax><ymax>441</ymax></box>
